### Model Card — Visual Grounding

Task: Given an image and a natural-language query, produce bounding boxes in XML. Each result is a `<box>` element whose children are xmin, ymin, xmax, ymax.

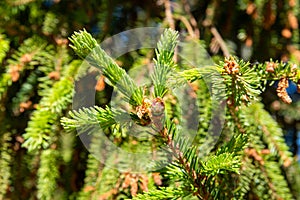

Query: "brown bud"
<box><xmin>246</xmin><ymin>2</ymin><xmax>256</xmax><ymax>15</ymax></box>
<box><xmin>261</xmin><ymin>149</ymin><xmax>271</xmax><ymax>155</ymax></box>
<box><xmin>277</xmin><ymin>78</ymin><xmax>292</xmax><ymax>104</ymax></box>
<box><xmin>9</xmin><ymin>65</ymin><xmax>21</xmax><ymax>82</ymax></box>
<box><xmin>48</xmin><ymin>71</ymin><xmax>60</xmax><ymax>80</ymax></box>
<box><xmin>55</xmin><ymin>37</ymin><xmax>68</xmax><ymax>46</ymax></box>
<box><xmin>288</xmin><ymin>11</ymin><xmax>298</xmax><ymax>29</ymax></box>
<box><xmin>289</xmin><ymin>0</ymin><xmax>296</xmax><ymax>7</ymax></box>
<box><xmin>139</xmin><ymin>174</ymin><xmax>149</xmax><ymax>192</ymax></box>
<box><xmin>83</xmin><ymin>186</ymin><xmax>95</xmax><ymax>192</ymax></box>
<box><xmin>283</xmin><ymin>158</ymin><xmax>292</xmax><ymax>167</ymax></box>
<box><xmin>152</xmin><ymin>172</ymin><xmax>162</xmax><ymax>186</ymax></box>
<box><xmin>20</xmin><ymin>53</ymin><xmax>32</xmax><ymax>63</ymax></box>
<box><xmin>122</xmin><ymin>173</ymin><xmax>131</xmax><ymax>189</ymax></box>
<box><xmin>224</xmin><ymin>57</ymin><xmax>240</xmax><ymax>75</ymax></box>
<box><xmin>282</xmin><ymin>28</ymin><xmax>292</xmax><ymax>38</ymax></box>
<box><xmin>95</xmin><ymin>75</ymin><xmax>105</xmax><ymax>91</ymax></box>
<box><xmin>245</xmin><ymin>37</ymin><xmax>253</xmax><ymax>47</ymax></box>
<box><xmin>19</xmin><ymin>101</ymin><xmax>32</xmax><ymax>112</ymax></box>
<box><xmin>271</xmin><ymin>100</ymin><xmax>281</xmax><ymax>111</ymax></box>
<box><xmin>136</xmin><ymin>98</ymin><xmax>151</xmax><ymax>119</ymax></box>
<box><xmin>278</xmin><ymin>78</ymin><xmax>289</xmax><ymax>89</ymax></box>
<box><xmin>266</xmin><ymin>62</ymin><xmax>277</xmax><ymax>73</ymax></box>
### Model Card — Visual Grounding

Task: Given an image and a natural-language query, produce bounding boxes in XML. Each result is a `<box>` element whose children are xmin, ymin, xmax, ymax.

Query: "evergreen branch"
<box><xmin>22</xmin><ymin>109</ymin><xmax>56</xmax><ymax>151</ymax></box>
<box><xmin>1</xmin><ymin>36</ymin><xmax>50</xmax><ymax>100</ymax></box>
<box><xmin>247</xmin><ymin>103</ymin><xmax>293</xmax><ymax>167</ymax></box>
<box><xmin>42</xmin><ymin>12</ymin><xmax>59</xmax><ymax>35</ymax></box>
<box><xmin>89</xmin><ymin>45</ymin><xmax>143</xmax><ymax>105</ymax></box>
<box><xmin>61</xmin><ymin>106</ymin><xmax>130</xmax><ymax>134</ymax></box>
<box><xmin>154</xmin><ymin>120</ymin><xmax>206</xmax><ymax>198</ymax></box>
<box><xmin>201</xmin><ymin>153</ymin><xmax>240</xmax><ymax>176</ymax></box>
<box><xmin>264</xmin><ymin>160</ymin><xmax>293</xmax><ymax>199</ymax></box>
<box><xmin>23</xmin><ymin>61</ymin><xmax>80</xmax><ymax>151</ymax></box>
<box><xmin>37</xmin><ymin>148</ymin><xmax>59</xmax><ymax>200</ymax></box>
<box><xmin>11</xmin><ymin>70</ymin><xmax>39</xmax><ymax>114</ymax></box>
<box><xmin>0</xmin><ymin>132</ymin><xmax>12</xmax><ymax>199</ymax></box>
<box><xmin>69</xmin><ymin>29</ymin><xmax>143</xmax><ymax>106</ymax></box>
<box><xmin>234</xmin><ymin>157</ymin><xmax>255</xmax><ymax>199</ymax></box>
<box><xmin>132</xmin><ymin>186</ymin><xmax>185</xmax><ymax>200</ymax></box>
<box><xmin>36</xmin><ymin>45</ymin><xmax>63</xmax><ymax>96</ymax></box>
<box><xmin>0</xmin><ymin>74</ymin><xmax>12</xmax><ymax>100</ymax></box>
<box><xmin>156</xmin><ymin>120</ymin><xmax>246</xmax><ymax>199</ymax></box>
<box><xmin>201</xmin><ymin>132</ymin><xmax>248</xmax><ymax>176</ymax></box>
<box><xmin>152</xmin><ymin>28</ymin><xmax>179</xmax><ymax>97</ymax></box>
<box><xmin>39</xmin><ymin>77</ymin><xmax>74</xmax><ymax>113</ymax></box>
<box><xmin>217</xmin><ymin>57</ymin><xmax>262</xmax><ymax>106</ymax></box>
<box><xmin>240</xmin><ymin>102</ymin><xmax>294</xmax><ymax>199</ymax></box>
<box><xmin>251</xmin><ymin>165</ymin><xmax>274</xmax><ymax>200</ymax></box>
<box><xmin>174</xmin><ymin>68</ymin><xmax>203</xmax><ymax>83</ymax></box>
<box><xmin>0</xmin><ymin>33</ymin><xmax>10</xmax><ymax>62</ymax></box>
<box><xmin>69</xmin><ymin>29</ymin><xmax>98</xmax><ymax>59</ymax></box>
<box><xmin>78</xmin><ymin>134</ymin><xmax>103</xmax><ymax>198</ymax></box>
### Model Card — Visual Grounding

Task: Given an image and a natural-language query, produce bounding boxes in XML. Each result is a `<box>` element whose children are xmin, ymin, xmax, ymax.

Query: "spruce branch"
<box><xmin>248</xmin><ymin>103</ymin><xmax>293</xmax><ymax>167</ymax></box>
<box><xmin>0</xmin><ymin>34</ymin><xmax>10</xmax><ymax>62</ymax></box>
<box><xmin>39</xmin><ymin>77</ymin><xmax>74</xmax><ymax>113</ymax></box>
<box><xmin>218</xmin><ymin>56</ymin><xmax>262</xmax><ymax>106</ymax></box>
<box><xmin>22</xmin><ymin>109</ymin><xmax>56</xmax><ymax>151</ymax></box>
<box><xmin>23</xmin><ymin>59</ymin><xmax>80</xmax><ymax>151</ymax></box>
<box><xmin>201</xmin><ymin>153</ymin><xmax>240</xmax><ymax>176</ymax></box>
<box><xmin>152</xmin><ymin>119</ymin><xmax>247</xmax><ymax>199</ymax></box>
<box><xmin>152</xmin><ymin>28</ymin><xmax>179</xmax><ymax>97</ymax></box>
<box><xmin>0</xmin><ymin>74</ymin><xmax>12</xmax><ymax>100</ymax></box>
<box><xmin>240</xmin><ymin>102</ymin><xmax>294</xmax><ymax>199</ymax></box>
<box><xmin>69</xmin><ymin>29</ymin><xmax>98</xmax><ymax>59</ymax></box>
<box><xmin>133</xmin><ymin>186</ymin><xmax>185</xmax><ymax>200</ymax></box>
<box><xmin>61</xmin><ymin>106</ymin><xmax>130</xmax><ymax>133</ymax></box>
<box><xmin>37</xmin><ymin>148</ymin><xmax>60</xmax><ymax>200</ymax></box>
<box><xmin>69</xmin><ymin>29</ymin><xmax>143</xmax><ymax>106</ymax></box>
<box><xmin>11</xmin><ymin>70</ymin><xmax>39</xmax><ymax>115</ymax></box>
<box><xmin>0</xmin><ymin>132</ymin><xmax>12</xmax><ymax>200</ymax></box>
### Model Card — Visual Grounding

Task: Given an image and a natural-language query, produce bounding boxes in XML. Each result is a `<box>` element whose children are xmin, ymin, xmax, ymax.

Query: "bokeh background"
<box><xmin>0</xmin><ymin>0</ymin><xmax>300</xmax><ymax>199</ymax></box>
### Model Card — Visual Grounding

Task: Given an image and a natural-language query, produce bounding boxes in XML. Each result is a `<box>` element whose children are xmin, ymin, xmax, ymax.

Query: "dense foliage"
<box><xmin>0</xmin><ymin>0</ymin><xmax>300</xmax><ymax>199</ymax></box>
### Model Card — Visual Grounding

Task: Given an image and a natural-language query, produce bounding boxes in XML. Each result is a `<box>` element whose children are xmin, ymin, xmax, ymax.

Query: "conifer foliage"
<box><xmin>60</xmin><ymin>29</ymin><xmax>300</xmax><ymax>199</ymax></box>
<box><xmin>0</xmin><ymin>1</ymin><xmax>300</xmax><ymax>200</ymax></box>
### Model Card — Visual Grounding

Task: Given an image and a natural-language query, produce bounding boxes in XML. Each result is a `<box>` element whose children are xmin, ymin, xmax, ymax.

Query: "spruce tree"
<box><xmin>0</xmin><ymin>1</ymin><xmax>300</xmax><ymax>200</ymax></box>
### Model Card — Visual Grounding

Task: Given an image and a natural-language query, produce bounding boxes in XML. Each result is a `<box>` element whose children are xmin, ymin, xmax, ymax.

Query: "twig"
<box><xmin>158</xmin><ymin>126</ymin><xmax>209</xmax><ymax>198</ymax></box>
<box><xmin>174</xmin><ymin>15</ymin><xmax>195</xmax><ymax>38</ymax></box>
<box><xmin>210</xmin><ymin>26</ymin><xmax>230</xmax><ymax>58</ymax></box>
<box><xmin>164</xmin><ymin>0</ymin><xmax>175</xmax><ymax>30</ymax></box>
<box><xmin>181</xmin><ymin>0</ymin><xmax>200</xmax><ymax>38</ymax></box>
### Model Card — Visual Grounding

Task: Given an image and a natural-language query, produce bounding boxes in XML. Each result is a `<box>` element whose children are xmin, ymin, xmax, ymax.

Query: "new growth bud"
<box><xmin>150</xmin><ymin>97</ymin><xmax>165</xmax><ymax>131</ymax></box>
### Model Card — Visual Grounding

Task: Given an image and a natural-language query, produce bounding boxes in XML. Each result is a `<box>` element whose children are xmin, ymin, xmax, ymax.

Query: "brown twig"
<box><xmin>174</xmin><ymin>15</ymin><xmax>196</xmax><ymax>38</ymax></box>
<box><xmin>164</xmin><ymin>0</ymin><xmax>175</xmax><ymax>30</ymax></box>
<box><xmin>181</xmin><ymin>0</ymin><xmax>200</xmax><ymax>38</ymax></box>
<box><xmin>158</xmin><ymin>126</ymin><xmax>208</xmax><ymax>199</ymax></box>
<box><xmin>210</xmin><ymin>26</ymin><xmax>230</xmax><ymax>58</ymax></box>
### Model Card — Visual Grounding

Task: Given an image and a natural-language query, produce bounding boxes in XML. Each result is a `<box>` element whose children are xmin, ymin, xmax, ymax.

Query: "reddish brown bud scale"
<box><xmin>224</xmin><ymin>57</ymin><xmax>240</xmax><ymax>75</ymax></box>
<box><xmin>266</xmin><ymin>61</ymin><xmax>277</xmax><ymax>73</ymax></box>
<box><xmin>276</xmin><ymin>78</ymin><xmax>292</xmax><ymax>104</ymax></box>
